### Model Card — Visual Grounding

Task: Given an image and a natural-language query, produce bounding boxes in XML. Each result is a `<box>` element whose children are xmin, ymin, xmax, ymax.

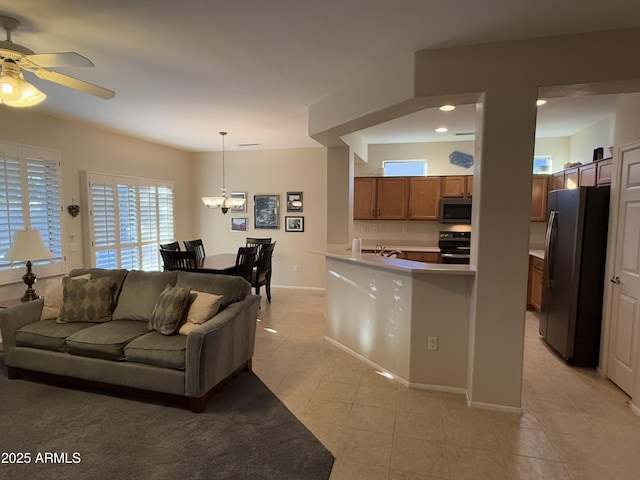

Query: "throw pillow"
<box><xmin>41</xmin><ymin>274</ymin><xmax>91</xmax><ymax>320</ymax></box>
<box><xmin>57</xmin><ymin>276</ymin><xmax>115</xmax><ymax>323</ymax></box>
<box><xmin>148</xmin><ymin>285</ymin><xmax>191</xmax><ymax>336</ymax></box>
<box><xmin>178</xmin><ymin>291</ymin><xmax>224</xmax><ymax>335</ymax></box>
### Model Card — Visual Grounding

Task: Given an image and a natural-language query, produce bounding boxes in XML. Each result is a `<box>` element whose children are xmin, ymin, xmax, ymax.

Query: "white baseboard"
<box><xmin>631</xmin><ymin>401</ymin><xmax>640</xmax><ymax>418</ymax></box>
<box><xmin>466</xmin><ymin>394</ymin><xmax>523</xmax><ymax>413</ymax></box>
<box><xmin>271</xmin><ymin>284</ymin><xmax>325</xmax><ymax>292</ymax></box>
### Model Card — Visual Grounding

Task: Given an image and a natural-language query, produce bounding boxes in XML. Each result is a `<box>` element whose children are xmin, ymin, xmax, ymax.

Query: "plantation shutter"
<box><xmin>0</xmin><ymin>145</ymin><xmax>24</xmax><ymax>265</ymax></box>
<box><xmin>90</xmin><ymin>176</ymin><xmax>118</xmax><ymax>269</ymax></box>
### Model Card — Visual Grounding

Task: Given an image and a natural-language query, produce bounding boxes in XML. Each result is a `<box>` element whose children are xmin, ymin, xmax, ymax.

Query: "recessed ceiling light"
<box><xmin>439</xmin><ymin>104</ymin><xmax>456</xmax><ymax>112</ymax></box>
<box><xmin>536</xmin><ymin>99</ymin><xmax>547</xmax><ymax>106</ymax></box>
<box><xmin>435</xmin><ymin>127</ymin><xmax>448</xmax><ymax>133</ymax></box>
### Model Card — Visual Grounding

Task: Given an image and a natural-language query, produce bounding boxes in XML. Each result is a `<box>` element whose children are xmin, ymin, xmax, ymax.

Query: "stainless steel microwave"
<box><xmin>440</xmin><ymin>198</ymin><xmax>472</xmax><ymax>224</ymax></box>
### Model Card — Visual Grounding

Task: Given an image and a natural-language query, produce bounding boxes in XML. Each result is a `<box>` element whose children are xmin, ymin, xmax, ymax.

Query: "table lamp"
<box><xmin>3</xmin><ymin>229</ymin><xmax>54</xmax><ymax>302</ymax></box>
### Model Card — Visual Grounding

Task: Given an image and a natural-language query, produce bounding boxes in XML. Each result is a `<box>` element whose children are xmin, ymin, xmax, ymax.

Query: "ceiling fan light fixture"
<box><xmin>3</xmin><ymin>81</ymin><xmax>46</xmax><ymax>107</ymax></box>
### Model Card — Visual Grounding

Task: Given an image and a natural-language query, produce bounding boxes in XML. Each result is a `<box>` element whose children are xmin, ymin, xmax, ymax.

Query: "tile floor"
<box><xmin>252</xmin><ymin>288</ymin><xmax>640</xmax><ymax>480</ymax></box>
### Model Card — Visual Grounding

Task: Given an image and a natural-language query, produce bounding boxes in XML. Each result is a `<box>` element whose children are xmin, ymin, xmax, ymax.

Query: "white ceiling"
<box><xmin>0</xmin><ymin>1</ymin><xmax>637</xmax><ymax>151</ymax></box>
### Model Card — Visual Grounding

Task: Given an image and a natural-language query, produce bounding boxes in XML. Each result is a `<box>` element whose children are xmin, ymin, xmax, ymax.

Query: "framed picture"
<box><xmin>231</xmin><ymin>217</ymin><xmax>247</xmax><ymax>232</ymax></box>
<box><xmin>285</xmin><ymin>216</ymin><xmax>304</xmax><ymax>232</ymax></box>
<box><xmin>254</xmin><ymin>194</ymin><xmax>279</xmax><ymax>229</ymax></box>
<box><xmin>231</xmin><ymin>192</ymin><xmax>247</xmax><ymax>213</ymax></box>
<box><xmin>286</xmin><ymin>191</ymin><xmax>303</xmax><ymax>212</ymax></box>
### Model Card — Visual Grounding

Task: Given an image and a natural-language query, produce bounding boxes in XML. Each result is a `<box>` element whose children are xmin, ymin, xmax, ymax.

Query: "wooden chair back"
<box><xmin>183</xmin><ymin>239</ymin><xmax>206</xmax><ymax>259</ymax></box>
<box><xmin>234</xmin><ymin>246</ymin><xmax>258</xmax><ymax>282</ymax></box>
<box><xmin>160</xmin><ymin>249</ymin><xmax>198</xmax><ymax>271</ymax></box>
<box><xmin>160</xmin><ymin>241</ymin><xmax>180</xmax><ymax>251</ymax></box>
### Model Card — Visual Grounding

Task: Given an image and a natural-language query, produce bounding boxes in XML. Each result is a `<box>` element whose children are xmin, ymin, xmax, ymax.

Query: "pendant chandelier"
<box><xmin>201</xmin><ymin>131</ymin><xmax>246</xmax><ymax>214</ymax></box>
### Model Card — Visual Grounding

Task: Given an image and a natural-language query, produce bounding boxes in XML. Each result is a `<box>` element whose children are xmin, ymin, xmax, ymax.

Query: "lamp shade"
<box><xmin>3</xmin><ymin>229</ymin><xmax>54</xmax><ymax>262</ymax></box>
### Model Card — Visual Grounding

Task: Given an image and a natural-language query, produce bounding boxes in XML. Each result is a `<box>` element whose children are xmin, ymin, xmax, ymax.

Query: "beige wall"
<box><xmin>569</xmin><ymin>116</ymin><xmax>615</xmax><ymax>165</ymax></box>
<box><xmin>191</xmin><ymin>147</ymin><xmax>327</xmax><ymax>289</ymax></box>
<box><xmin>0</xmin><ymin>109</ymin><xmax>191</xmax><ymax>300</ymax></box>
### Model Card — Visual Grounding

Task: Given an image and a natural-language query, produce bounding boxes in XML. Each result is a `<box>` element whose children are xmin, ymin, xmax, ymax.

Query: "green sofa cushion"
<box><xmin>15</xmin><ymin>319</ymin><xmax>95</xmax><ymax>352</ymax></box>
<box><xmin>112</xmin><ymin>270</ymin><xmax>178</xmax><ymax>321</ymax></box>
<box><xmin>176</xmin><ymin>271</ymin><xmax>249</xmax><ymax>310</ymax></box>
<box><xmin>65</xmin><ymin>320</ymin><xmax>149</xmax><ymax>361</ymax></box>
<box><xmin>124</xmin><ymin>331</ymin><xmax>187</xmax><ymax>370</ymax></box>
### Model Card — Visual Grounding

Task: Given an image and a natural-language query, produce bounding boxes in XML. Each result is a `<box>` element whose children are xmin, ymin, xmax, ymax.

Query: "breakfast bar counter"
<box><xmin>313</xmin><ymin>251</ymin><xmax>475</xmax><ymax>392</ymax></box>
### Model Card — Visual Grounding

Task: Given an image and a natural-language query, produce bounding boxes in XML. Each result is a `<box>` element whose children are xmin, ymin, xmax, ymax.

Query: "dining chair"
<box><xmin>183</xmin><ymin>239</ymin><xmax>206</xmax><ymax>259</ymax></box>
<box><xmin>246</xmin><ymin>237</ymin><xmax>272</xmax><ymax>258</ymax></box>
<box><xmin>159</xmin><ymin>241</ymin><xmax>180</xmax><ymax>251</ymax></box>
<box><xmin>160</xmin><ymin>249</ymin><xmax>198</xmax><ymax>271</ymax></box>
<box><xmin>251</xmin><ymin>242</ymin><xmax>276</xmax><ymax>302</ymax></box>
<box><xmin>234</xmin><ymin>246</ymin><xmax>258</xmax><ymax>283</ymax></box>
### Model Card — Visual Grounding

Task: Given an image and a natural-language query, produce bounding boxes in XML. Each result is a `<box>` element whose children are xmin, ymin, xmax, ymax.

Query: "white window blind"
<box><xmin>0</xmin><ymin>141</ymin><xmax>64</xmax><ymax>284</ymax></box>
<box><xmin>85</xmin><ymin>172</ymin><xmax>174</xmax><ymax>271</ymax></box>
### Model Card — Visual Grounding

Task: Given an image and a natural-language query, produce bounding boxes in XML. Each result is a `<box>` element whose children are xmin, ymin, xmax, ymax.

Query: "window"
<box><xmin>0</xmin><ymin>141</ymin><xmax>64</xmax><ymax>284</ymax></box>
<box><xmin>533</xmin><ymin>155</ymin><xmax>552</xmax><ymax>174</ymax></box>
<box><xmin>383</xmin><ymin>160</ymin><xmax>427</xmax><ymax>177</ymax></box>
<box><xmin>84</xmin><ymin>172</ymin><xmax>174</xmax><ymax>271</ymax></box>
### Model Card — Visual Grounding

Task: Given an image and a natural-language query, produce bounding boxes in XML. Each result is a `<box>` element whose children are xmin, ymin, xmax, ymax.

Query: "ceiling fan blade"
<box><xmin>34</xmin><ymin>69</ymin><xmax>115</xmax><ymax>99</ymax></box>
<box><xmin>25</xmin><ymin>52</ymin><xmax>95</xmax><ymax>68</ymax></box>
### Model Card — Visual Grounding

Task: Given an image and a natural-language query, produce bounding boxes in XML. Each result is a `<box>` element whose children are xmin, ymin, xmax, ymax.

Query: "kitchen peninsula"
<box><xmin>315</xmin><ymin>251</ymin><xmax>475</xmax><ymax>393</ymax></box>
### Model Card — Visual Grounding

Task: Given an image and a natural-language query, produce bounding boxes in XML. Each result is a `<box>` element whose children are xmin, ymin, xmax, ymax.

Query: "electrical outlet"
<box><xmin>372</xmin><ymin>226</ymin><xmax>379</xmax><ymax>233</ymax></box>
<box><xmin>402</xmin><ymin>226</ymin><xmax>408</xmax><ymax>234</ymax></box>
<box><xmin>360</xmin><ymin>226</ymin><xmax>366</xmax><ymax>233</ymax></box>
<box><xmin>427</xmin><ymin>336</ymin><xmax>438</xmax><ymax>351</ymax></box>
<box><xmin>293</xmin><ymin>264</ymin><xmax>299</xmax><ymax>272</ymax></box>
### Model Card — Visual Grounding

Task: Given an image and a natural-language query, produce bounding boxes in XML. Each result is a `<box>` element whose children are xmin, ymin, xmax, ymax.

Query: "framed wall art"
<box><xmin>286</xmin><ymin>191</ymin><xmax>303</xmax><ymax>212</ymax></box>
<box><xmin>231</xmin><ymin>217</ymin><xmax>247</xmax><ymax>232</ymax></box>
<box><xmin>254</xmin><ymin>194</ymin><xmax>279</xmax><ymax>229</ymax></box>
<box><xmin>285</xmin><ymin>216</ymin><xmax>304</xmax><ymax>232</ymax></box>
<box><xmin>231</xmin><ymin>192</ymin><xmax>247</xmax><ymax>213</ymax></box>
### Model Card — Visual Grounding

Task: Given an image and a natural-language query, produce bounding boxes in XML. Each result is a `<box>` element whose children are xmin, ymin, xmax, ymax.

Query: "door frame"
<box><xmin>599</xmin><ymin>140</ymin><xmax>640</xmax><ymax>396</ymax></box>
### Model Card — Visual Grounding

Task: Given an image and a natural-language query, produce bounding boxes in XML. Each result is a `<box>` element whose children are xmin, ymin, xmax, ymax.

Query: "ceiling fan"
<box><xmin>0</xmin><ymin>14</ymin><xmax>115</xmax><ymax>107</ymax></box>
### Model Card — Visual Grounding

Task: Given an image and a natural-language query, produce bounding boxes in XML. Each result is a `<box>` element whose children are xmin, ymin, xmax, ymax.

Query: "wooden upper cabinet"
<box><xmin>597</xmin><ymin>158</ymin><xmax>613</xmax><ymax>185</ymax></box>
<box><xmin>465</xmin><ymin>176</ymin><xmax>473</xmax><ymax>197</ymax></box>
<box><xmin>552</xmin><ymin>172</ymin><xmax>565</xmax><ymax>190</ymax></box>
<box><xmin>409</xmin><ymin>177</ymin><xmax>441</xmax><ymax>220</ymax></box>
<box><xmin>530</xmin><ymin>175</ymin><xmax>548</xmax><ymax>222</ymax></box>
<box><xmin>579</xmin><ymin>163</ymin><xmax>596</xmax><ymax>187</ymax></box>
<box><xmin>441</xmin><ymin>176</ymin><xmax>466</xmax><ymax>197</ymax></box>
<box><xmin>353</xmin><ymin>177</ymin><xmax>377</xmax><ymax>220</ymax></box>
<box><xmin>564</xmin><ymin>168</ymin><xmax>579</xmax><ymax>189</ymax></box>
<box><xmin>376</xmin><ymin>177</ymin><xmax>409</xmax><ymax>219</ymax></box>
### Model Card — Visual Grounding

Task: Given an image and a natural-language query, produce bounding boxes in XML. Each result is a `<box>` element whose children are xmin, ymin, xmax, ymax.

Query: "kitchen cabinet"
<box><xmin>377</xmin><ymin>177</ymin><xmax>409</xmax><ymax>219</ymax></box>
<box><xmin>552</xmin><ymin>172</ymin><xmax>565</xmax><ymax>190</ymax></box>
<box><xmin>527</xmin><ymin>255</ymin><xmax>544</xmax><ymax>312</ymax></box>
<box><xmin>409</xmin><ymin>177</ymin><xmax>441</xmax><ymax>220</ymax></box>
<box><xmin>404</xmin><ymin>251</ymin><xmax>440</xmax><ymax>263</ymax></box>
<box><xmin>530</xmin><ymin>175</ymin><xmax>548</xmax><ymax>222</ymax></box>
<box><xmin>596</xmin><ymin>157</ymin><xmax>613</xmax><ymax>185</ymax></box>
<box><xmin>579</xmin><ymin>163</ymin><xmax>596</xmax><ymax>187</ymax></box>
<box><xmin>353</xmin><ymin>177</ymin><xmax>377</xmax><ymax>220</ymax></box>
<box><xmin>354</xmin><ymin>177</ymin><xmax>409</xmax><ymax>220</ymax></box>
<box><xmin>564</xmin><ymin>168</ymin><xmax>579</xmax><ymax>189</ymax></box>
<box><xmin>442</xmin><ymin>176</ymin><xmax>472</xmax><ymax>198</ymax></box>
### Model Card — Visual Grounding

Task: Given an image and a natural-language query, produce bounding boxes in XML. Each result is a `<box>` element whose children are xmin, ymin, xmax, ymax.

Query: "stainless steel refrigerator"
<box><xmin>539</xmin><ymin>186</ymin><xmax>610</xmax><ymax>367</ymax></box>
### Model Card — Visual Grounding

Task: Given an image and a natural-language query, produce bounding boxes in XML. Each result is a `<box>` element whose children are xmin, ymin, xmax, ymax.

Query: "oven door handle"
<box><xmin>440</xmin><ymin>253</ymin><xmax>470</xmax><ymax>258</ymax></box>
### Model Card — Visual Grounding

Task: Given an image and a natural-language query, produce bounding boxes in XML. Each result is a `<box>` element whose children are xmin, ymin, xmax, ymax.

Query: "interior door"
<box><xmin>607</xmin><ymin>144</ymin><xmax>640</xmax><ymax>395</ymax></box>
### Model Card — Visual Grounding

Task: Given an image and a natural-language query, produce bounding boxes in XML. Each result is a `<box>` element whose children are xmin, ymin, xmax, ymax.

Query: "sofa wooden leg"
<box><xmin>7</xmin><ymin>366</ymin><xmax>22</xmax><ymax>380</ymax></box>
<box><xmin>187</xmin><ymin>395</ymin><xmax>208</xmax><ymax>413</ymax></box>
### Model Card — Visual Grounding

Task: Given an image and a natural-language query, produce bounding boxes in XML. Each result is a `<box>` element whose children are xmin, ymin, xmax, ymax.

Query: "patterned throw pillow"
<box><xmin>41</xmin><ymin>274</ymin><xmax>91</xmax><ymax>320</ymax></box>
<box><xmin>57</xmin><ymin>276</ymin><xmax>114</xmax><ymax>323</ymax></box>
<box><xmin>148</xmin><ymin>285</ymin><xmax>192</xmax><ymax>336</ymax></box>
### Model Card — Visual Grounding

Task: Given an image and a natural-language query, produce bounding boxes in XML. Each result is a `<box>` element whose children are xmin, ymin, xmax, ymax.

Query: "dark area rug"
<box><xmin>0</xmin><ymin>365</ymin><xmax>334</xmax><ymax>480</ymax></box>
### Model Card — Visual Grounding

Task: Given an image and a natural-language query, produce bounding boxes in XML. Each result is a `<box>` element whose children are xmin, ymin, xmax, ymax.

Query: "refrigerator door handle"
<box><xmin>544</xmin><ymin>210</ymin><xmax>557</xmax><ymax>288</ymax></box>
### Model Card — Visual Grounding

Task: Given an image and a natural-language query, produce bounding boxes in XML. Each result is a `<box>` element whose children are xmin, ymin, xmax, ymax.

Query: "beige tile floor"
<box><xmin>252</xmin><ymin>288</ymin><xmax>640</xmax><ymax>480</ymax></box>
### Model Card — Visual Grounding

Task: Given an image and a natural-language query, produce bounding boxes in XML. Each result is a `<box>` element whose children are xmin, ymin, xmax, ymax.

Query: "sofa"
<box><xmin>0</xmin><ymin>268</ymin><xmax>260</xmax><ymax>412</ymax></box>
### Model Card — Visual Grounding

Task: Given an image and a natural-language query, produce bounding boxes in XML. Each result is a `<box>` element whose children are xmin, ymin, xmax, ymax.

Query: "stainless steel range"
<box><xmin>438</xmin><ymin>231</ymin><xmax>471</xmax><ymax>264</ymax></box>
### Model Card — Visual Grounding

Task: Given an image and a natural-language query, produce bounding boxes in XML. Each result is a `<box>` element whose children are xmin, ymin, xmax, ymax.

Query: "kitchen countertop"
<box><xmin>530</xmin><ymin>249</ymin><xmax>544</xmax><ymax>260</ymax></box>
<box><xmin>360</xmin><ymin>244</ymin><xmax>440</xmax><ymax>253</ymax></box>
<box><xmin>312</xmin><ymin>250</ymin><xmax>475</xmax><ymax>275</ymax></box>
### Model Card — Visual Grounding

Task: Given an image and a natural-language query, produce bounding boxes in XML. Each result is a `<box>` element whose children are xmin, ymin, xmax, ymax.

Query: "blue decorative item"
<box><xmin>449</xmin><ymin>151</ymin><xmax>474</xmax><ymax>169</ymax></box>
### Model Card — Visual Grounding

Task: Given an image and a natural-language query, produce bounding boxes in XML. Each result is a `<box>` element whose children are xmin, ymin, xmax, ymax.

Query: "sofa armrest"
<box><xmin>0</xmin><ymin>298</ymin><xmax>44</xmax><ymax>360</ymax></box>
<box><xmin>184</xmin><ymin>294</ymin><xmax>260</xmax><ymax>397</ymax></box>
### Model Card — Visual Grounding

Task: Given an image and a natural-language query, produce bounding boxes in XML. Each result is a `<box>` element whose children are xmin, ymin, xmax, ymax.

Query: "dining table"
<box><xmin>193</xmin><ymin>253</ymin><xmax>237</xmax><ymax>274</ymax></box>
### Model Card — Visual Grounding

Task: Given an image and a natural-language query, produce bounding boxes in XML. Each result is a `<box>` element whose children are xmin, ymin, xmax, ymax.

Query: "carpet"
<box><xmin>0</xmin><ymin>364</ymin><xmax>334</xmax><ymax>480</ymax></box>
